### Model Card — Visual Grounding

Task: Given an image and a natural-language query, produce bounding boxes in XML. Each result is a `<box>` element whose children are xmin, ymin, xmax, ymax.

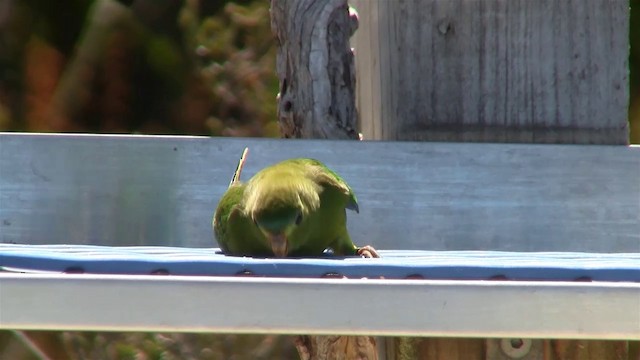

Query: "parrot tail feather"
<box><xmin>229</xmin><ymin>147</ymin><xmax>250</xmax><ymax>187</ymax></box>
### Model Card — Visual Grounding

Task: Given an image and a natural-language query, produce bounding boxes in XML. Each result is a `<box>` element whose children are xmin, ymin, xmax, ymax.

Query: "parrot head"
<box><xmin>245</xmin><ymin>176</ymin><xmax>322</xmax><ymax>257</ymax></box>
<box><xmin>252</xmin><ymin>206</ymin><xmax>303</xmax><ymax>257</ymax></box>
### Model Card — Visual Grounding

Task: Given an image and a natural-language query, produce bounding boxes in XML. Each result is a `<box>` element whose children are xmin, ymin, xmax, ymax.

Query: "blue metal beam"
<box><xmin>1</xmin><ymin>244</ymin><xmax>639</xmax><ymax>282</ymax></box>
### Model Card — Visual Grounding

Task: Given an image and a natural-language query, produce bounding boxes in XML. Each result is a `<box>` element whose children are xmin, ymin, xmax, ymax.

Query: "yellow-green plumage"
<box><xmin>213</xmin><ymin>151</ymin><xmax>364</xmax><ymax>257</ymax></box>
<box><xmin>213</xmin><ymin>183</ymin><xmax>273</xmax><ymax>256</ymax></box>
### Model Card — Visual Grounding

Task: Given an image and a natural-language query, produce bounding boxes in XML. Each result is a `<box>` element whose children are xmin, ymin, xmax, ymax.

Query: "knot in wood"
<box><xmin>437</xmin><ymin>19</ymin><xmax>454</xmax><ymax>35</ymax></box>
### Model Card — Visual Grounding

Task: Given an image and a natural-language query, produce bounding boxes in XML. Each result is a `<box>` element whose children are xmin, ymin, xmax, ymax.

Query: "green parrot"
<box><xmin>213</xmin><ymin>149</ymin><xmax>378</xmax><ymax>258</ymax></box>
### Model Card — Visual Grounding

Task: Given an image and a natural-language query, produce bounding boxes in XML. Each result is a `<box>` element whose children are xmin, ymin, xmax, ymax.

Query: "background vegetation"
<box><xmin>0</xmin><ymin>0</ymin><xmax>279</xmax><ymax>137</ymax></box>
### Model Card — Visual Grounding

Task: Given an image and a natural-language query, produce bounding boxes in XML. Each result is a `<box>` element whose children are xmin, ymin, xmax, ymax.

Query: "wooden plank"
<box><xmin>386</xmin><ymin>338</ymin><xmax>485</xmax><ymax>360</ymax></box>
<box><xmin>1</xmin><ymin>133</ymin><xmax>638</xmax><ymax>252</ymax></box>
<box><xmin>350</xmin><ymin>0</ymin><xmax>629</xmax><ymax>144</ymax></box>
<box><xmin>388</xmin><ymin>338</ymin><xmax>635</xmax><ymax>359</ymax></box>
<box><xmin>546</xmin><ymin>339</ymin><xmax>630</xmax><ymax>360</ymax></box>
<box><xmin>352</xmin><ymin>0</ymin><xmax>382</xmax><ymax>139</ymax></box>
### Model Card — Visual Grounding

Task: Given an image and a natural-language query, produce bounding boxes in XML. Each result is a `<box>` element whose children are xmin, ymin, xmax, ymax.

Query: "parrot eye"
<box><xmin>295</xmin><ymin>213</ymin><xmax>303</xmax><ymax>225</ymax></box>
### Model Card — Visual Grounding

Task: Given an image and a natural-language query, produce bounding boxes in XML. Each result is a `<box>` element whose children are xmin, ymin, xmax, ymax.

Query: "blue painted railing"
<box><xmin>1</xmin><ymin>244</ymin><xmax>638</xmax><ymax>282</ymax></box>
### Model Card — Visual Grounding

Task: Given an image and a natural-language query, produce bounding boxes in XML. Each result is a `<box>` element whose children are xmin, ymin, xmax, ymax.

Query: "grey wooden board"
<box><xmin>351</xmin><ymin>0</ymin><xmax>629</xmax><ymax>144</ymax></box>
<box><xmin>0</xmin><ymin>133</ymin><xmax>639</xmax><ymax>252</ymax></box>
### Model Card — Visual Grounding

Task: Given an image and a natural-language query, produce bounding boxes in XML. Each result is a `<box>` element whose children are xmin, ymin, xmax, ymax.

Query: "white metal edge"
<box><xmin>0</xmin><ymin>274</ymin><xmax>638</xmax><ymax>339</ymax></box>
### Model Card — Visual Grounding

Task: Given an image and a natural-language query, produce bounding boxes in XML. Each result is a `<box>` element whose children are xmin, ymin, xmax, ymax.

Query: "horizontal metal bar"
<box><xmin>1</xmin><ymin>274</ymin><xmax>638</xmax><ymax>339</ymax></box>
<box><xmin>2</xmin><ymin>244</ymin><xmax>639</xmax><ymax>281</ymax></box>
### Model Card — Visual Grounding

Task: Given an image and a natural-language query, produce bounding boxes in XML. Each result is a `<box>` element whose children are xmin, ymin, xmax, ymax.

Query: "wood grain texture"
<box><xmin>295</xmin><ymin>335</ymin><xmax>378</xmax><ymax>360</ymax></box>
<box><xmin>547</xmin><ymin>339</ymin><xmax>630</xmax><ymax>360</ymax></box>
<box><xmin>351</xmin><ymin>0</ymin><xmax>629</xmax><ymax>144</ymax></box>
<box><xmin>270</xmin><ymin>0</ymin><xmax>359</xmax><ymax>139</ymax></box>
<box><xmin>387</xmin><ymin>338</ymin><xmax>634</xmax><ymax>359</ymax></box>
<box><xmin>386</xmin><ymin>338</ymin><xmax>485</xmax><ymax>360</ymax></box>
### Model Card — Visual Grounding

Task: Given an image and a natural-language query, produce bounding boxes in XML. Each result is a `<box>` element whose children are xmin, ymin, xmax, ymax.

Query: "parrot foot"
<box><xmin>356</xmin><ymin>245</ymin><xmax>380</xmax><ymax>258</ymax></box>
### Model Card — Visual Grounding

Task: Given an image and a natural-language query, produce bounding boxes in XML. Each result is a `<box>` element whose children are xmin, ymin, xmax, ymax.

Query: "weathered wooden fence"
<box><xmin>351</xmin><ymin>0</ymin><xmax>629</xmax><ymax>144</ymax></box>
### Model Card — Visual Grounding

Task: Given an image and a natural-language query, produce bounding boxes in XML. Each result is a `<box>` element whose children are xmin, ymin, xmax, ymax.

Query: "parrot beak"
<box><xmin>268</xmin><ymin>233</ymin><xmax>288</xmax><ymax>257</ymax></box>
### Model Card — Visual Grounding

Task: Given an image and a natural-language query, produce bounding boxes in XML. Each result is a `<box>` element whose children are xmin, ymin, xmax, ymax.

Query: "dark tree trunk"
<box><xmin>271</xmin><ymin>0</ymin><xmax>359</xmax><ymax>139</ymax></box>
<box><xmin>271</xmin><ymin>1</ymin><xmax>376</xmax><ymax>359</ymax></box>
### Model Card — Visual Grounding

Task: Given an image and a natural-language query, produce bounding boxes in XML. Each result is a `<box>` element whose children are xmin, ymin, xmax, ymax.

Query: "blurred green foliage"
<box><xmin>63</xmin><ymin>332</ymin><xmax>297</xmax><ymax>360</ymax></box>
<box><xmin>187</xmin><ymin>1</ymin><xmax>280</xmax><ymax>136</ymax></box>
<box><xmin>0</xmin><ymin>0</ymin><xmax>279</xmax><ymax>136</ymax></box>
<box><xmin>0</xmin><ymin>330</ymin><xmax>298</xmax><ymax>359</ymax></box>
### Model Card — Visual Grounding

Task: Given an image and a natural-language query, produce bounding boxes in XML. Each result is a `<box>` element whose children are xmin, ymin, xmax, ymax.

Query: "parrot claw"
<box><xmin>356</xmin><ymin>245</ymin><xmax>380</xmax><ymax>258</ymax></box>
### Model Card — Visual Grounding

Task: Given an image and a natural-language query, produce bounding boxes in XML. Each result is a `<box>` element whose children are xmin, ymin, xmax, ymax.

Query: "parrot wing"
<box><xmin>299</xmin><ymin>158</ymin><xmax>359</xmax><ymax>213</ymax></box>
